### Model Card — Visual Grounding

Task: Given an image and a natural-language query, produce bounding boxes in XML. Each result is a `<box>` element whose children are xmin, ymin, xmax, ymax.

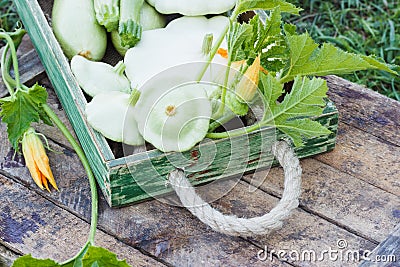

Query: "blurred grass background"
<box><xmin>0</xmin><ymin>0</ymin><xmax>399</xmax><ymax>99</ymax></box>
<box><xmin>0</xmin><ymin>0</ymin><xmax>18</xmax><ymax>32</ymax></box>
<box><xmin>286</xmin><ymin>0</ymin><xmax>400</xmax><ymax>100</ymax></box>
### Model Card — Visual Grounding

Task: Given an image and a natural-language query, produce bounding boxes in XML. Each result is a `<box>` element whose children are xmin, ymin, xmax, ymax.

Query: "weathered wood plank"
<box><xmin>244</xmin><ymin>158</ymin><xmax>400</xmax><ymax>243</ymax></box>
<box><xmin>325</xmin><ymin>75</ymin><xmax>400</xmax><ymax>146</ymax></box>
<box><xmin>0</xmin><ymin>126</ymin><xmax>377</xmax><ymax>266</ymax></box>
<box><xmin>0</xmin><ymin>243</ymin><xmax>19</xmax><ymax>267</ymax></box>
<box><xmin>315</xmin><ymin>123</ymin><xmax>400</xmax><ymax>196</ymax></box>
<box><xmin>0</xmin><ymin>121</ymin><xmax>292</xmax><ymax>266</ymax></box>
<box><xmin>0</xmin><ymin>173</ymin><xmax>166</xmax><ymax>266</ymax></box>
<box><xmin>359</xmin><ymin>224</ymin><xmax>400</xmax><ymax>266</ymax></box>
<box><xmin>15</xmin><ymin>0</ymin><xmax>341</xmax><ymax>207</ymax></box>
<box><xmin>190</xmin><ymin>179</ymin><xmax>376</xmax><ymax>267</ymax></box>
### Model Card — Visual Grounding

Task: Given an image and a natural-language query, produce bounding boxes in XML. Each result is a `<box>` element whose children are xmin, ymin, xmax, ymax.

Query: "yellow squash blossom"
<box><xmin>217</xmin><ymin>48</ymin><xmax>265</xmax><ymax>102</ymax></box>
<box><xmin>22</xmin><ymin>128</ymin><xmax>58</xmax><ymax>191</ymax></box>
<box><xmin>235</xmin><ymin>55</ymin><xmax>261</xmax><ymax>102</ymax></box>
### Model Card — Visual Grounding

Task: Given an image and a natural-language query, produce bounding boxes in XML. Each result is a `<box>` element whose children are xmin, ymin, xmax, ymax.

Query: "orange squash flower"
<box><xmin>217</xmin><ymin>48</ymin><xmax>266</xmax><ymax>102</ymax></box>
<box><xmin>235</xmin><ymin>55</ymin><xmax>261</xmax><ymax>102</ymax></box>
<box><xmin>22</xmin><ymin>128</ymin><xmax>58</xmax><ymax>192</ymax></box>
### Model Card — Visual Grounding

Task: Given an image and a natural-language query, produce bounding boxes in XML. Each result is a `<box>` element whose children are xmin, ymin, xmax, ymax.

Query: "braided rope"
<box><xmin>168</xmin><ymin>141</ymin><xmax>302</xmax><ymax>236</ymax></box>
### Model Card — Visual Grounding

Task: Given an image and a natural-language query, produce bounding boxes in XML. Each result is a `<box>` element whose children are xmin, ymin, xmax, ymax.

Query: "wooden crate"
<box><xmin>14</xmin><ymin>0</ymin><xmax>338</xmax><ymax>207</ymax></box>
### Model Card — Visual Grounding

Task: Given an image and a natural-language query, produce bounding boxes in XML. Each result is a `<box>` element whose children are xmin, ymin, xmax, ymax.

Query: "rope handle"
<box><xmin>168</xmin><ymin>141</ymin><xmax>302</xmax><ymax>237</ymax></box>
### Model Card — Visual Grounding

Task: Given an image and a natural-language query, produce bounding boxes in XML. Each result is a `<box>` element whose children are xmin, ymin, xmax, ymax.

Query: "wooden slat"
<box><xmin>359</xmin><ymin>224</ymin><xmax>400</xmax><ymax>266</ymax></box>
<box><xmin>106</xmin><ymin>102</ymin><xmax>337</xmax><ymax>206</ymax></box>
<box><xmin>108</xmin><ymin>111</ymin><xmax>337</xmax><ymax>206</ymax></box>
<box><xmin>14</xmin><ymin>0</ymin><xmax>115</xmax><ymax>204</ymax></box>
<box><xmin>14</xmin><ymin>0</ymin><xmax>342</xmax><ymax>208</ymax></box>
<box><xmin>0</xmin><ymin>243</ymin><xmax>19</xmax><ymax>267</ymax></box>
<box><xmin>0</xmin><ymin>125</ymin><xmax>291</xmax><ymax>266</ymax></box>
<box><xmin>244</xmin><ymin>157</ymin><xmax>400</xmax><ymax>243</ymax></box>
<box><xmin>1</xmin><ymin>126</ymin><xmax>377</xmax><ymax>266</ymax></box>
<box><xmin>325</xmin><ymin>75</ymin><xmax>400</xmax><ymax>146</ymax></box>
<box><xmin>0</xmin><ymin>174</ymin><xmax>165</xmax><ymax>266</ymax></box>
<box><xmin>315</xmin><ymin>123</ymin><xmax>400</xmax><ymax>196</ymax></box>
<box><xmin>0</xmin><ymin>124</ymin><xmax>294</xmax><ymax>266</ymax></box>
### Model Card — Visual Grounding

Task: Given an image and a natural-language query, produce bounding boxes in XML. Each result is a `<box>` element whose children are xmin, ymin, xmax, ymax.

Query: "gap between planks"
<box><xmin>0</xmin><ymin>172</ymin><xmax>292</xmax><ymax>267</ymax></box>
<box><xmin>314</xmin><ymin>122</ymin><xmax>400</xmax><ymax>197</ymax></box>
<box><xmin>0</xmin><ymin>242</ymin><xmax>20</xmax><ymax>267</ymax></box>
<box><xmin>242</xmin><ymin>175</ymin><xmax>380</xmax><ymax>245</ymax></box>
<box><xmin>0</xmin><ymin>120</ymin><xmax>390</xmax><ymax>266</ymax></box>
<box><xmin>0</xmin><ymin>172</ymin><xmax>168</xmax><ymax>267</ymax></box>
<box><xmin>359</xmin><ymin>223</ymin><xmax>400</xmax><ymax>267</ymax></box>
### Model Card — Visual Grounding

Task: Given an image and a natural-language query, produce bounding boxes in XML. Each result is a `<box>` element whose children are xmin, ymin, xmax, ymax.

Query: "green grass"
<box><xmin>285</xmin><ymin>0</ymin><xmax>400</xmax><ymax>100</ymax></box>
<box><xmin>0</xmin><ymin>0</ymin><xmax>18</xmax><ymax>32</ymax></box>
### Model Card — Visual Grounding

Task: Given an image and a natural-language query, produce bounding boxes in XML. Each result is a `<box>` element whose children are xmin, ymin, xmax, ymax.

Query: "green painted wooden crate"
<box><xmin>15</xmin><ymin>0</ymin><xmax>338</xmax><ymax>207</ymax></box>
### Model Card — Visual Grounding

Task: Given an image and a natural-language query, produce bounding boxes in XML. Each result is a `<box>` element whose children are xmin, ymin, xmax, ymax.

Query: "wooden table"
<box><xmin>0</xmin><ymin>37</ymin><xmax>399</xmax><ymax>267</ymax></box>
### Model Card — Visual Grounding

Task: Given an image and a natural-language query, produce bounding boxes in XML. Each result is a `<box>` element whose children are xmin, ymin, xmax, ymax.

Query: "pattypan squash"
<box><xmin>111</xmin><ymin>1</ymin><xmax>166</xmax><ymax>56</ymax></box>
<box><xmin>146</xmin><ymin>0</ymin><xmax>236</xmax><ymax>16</ymax></box>
<box><xmin>71</xmin><ymin>55</ymin><xmax>131</xmax><ymax>97</ymax></box>
<box><xmin>124</xmin><ymin>15</ymin><xmax>229</xmax><ymax>89</ymax></box>
<box><xmin>86</xmin><ymin>91</ymin><xmax>144</xmax><ymax>146</ymax></box>
<box><xmin>134</xmin><ymin>81</ymin><xmax>212</xmax><ymax>152</ymax></box>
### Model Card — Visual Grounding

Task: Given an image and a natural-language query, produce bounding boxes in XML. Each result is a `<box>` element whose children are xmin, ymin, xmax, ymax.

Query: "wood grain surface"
<box><xmin>1</xmin><ymin>46</ymin><xmax>399</xmax><ymax>266</ymax></box>
<box><xmin>359</xmin><ymin>224</ymin><xmax>400</xmax><ymax>267</ymax></box>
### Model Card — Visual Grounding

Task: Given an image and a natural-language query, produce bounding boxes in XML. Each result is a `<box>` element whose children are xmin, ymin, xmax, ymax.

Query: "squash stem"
<box><xmin>0</xmin><ymin>44</ymin><xmax>14</xmax><ymax>95</ymax></box>
<box><xmin>206</xmin><ymin>121</ymin><xmax>263</xmax><ymax>139</ymax></box>
<box><xmin>196</xmin><ymin>23</ymin><xmax>229</xmax><ymax>81</ymax></box>
<box><xmin>113</xmin><ymin>60</ymin><xmax>126</xmax><ymax>76</ymax></box>
<box><xmin>129</xmin><ymin>88</ymin><xmax>141</xmax><ymax>106</ymax></box>
<box><xmin>196</xmin><ymin>6</ymin><xmax>242</xmax><ymax>82</ymax></box>
<box><xmin>42</xmin><ymin>104</ymin><xmax>98</xmax><ymax>245</ymax></box>
<box><xmin>208</xmin><ymin>112</ymin><xmax>236</xmax><ymax>133</ymax></box>
<box><xmin>213</xmin><ymin>59</ymin><xmax>233</xmax><ymax>119</ymax></box>
<box><xmin>202</xmin><ymin>34</ymin><xmax>214</xmax><ymax>55</ymax></box>
<box><xmin>0</xmin><ymin>32</ymin><xmax>22</xmax><ymax>92</ymax></box>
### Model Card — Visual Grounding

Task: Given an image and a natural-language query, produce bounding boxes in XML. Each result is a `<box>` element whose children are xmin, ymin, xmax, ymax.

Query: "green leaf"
<box><xmin>231</xmin><ymin>9</ymin><xmax>288</xmax><ymax>72</ymax></box>
<box><xmin>250</xmin><ymin>9</ymin><xmax>282</xmax><ymax>53</ymax></box>
<box><xmin>226</xmin><ymin>21</ymin><xmax>252</xmax><ymax>61</ymax></box>
<box><xmin>259</xmin><ymin>72</ymin><xmax>283</xmax><ymax>108</ymax></box>
<box><xmin>0</xmin><ymin>84</ymin><xmax>50</xmax><ymax>149</ymax></box>
<box><xmin>234</xmin><ymin>0</ymin><xmax>302</xmax><ymax>15</ymax></box>
<box><xmin>280</xmin><ymin>33</ymin><xmax>398</xmax><ymax>83</ymax></box>
<box><xmin>61</xmin><ymin>242</ymin><xmax>90</xmax><ymax>267</ymax></box>
<box><xmin>261</xmin><ymin>44</ymin><xmax>287</xmax><ymax>72</ymax></box>
<box><xmin>226</xmin><ymin>91</ymin><xmax>249</xmax><ymax>116</ymax></box>
<box><xmin>360</xmin><ymin>55</ymin><xmax>398</xmax><ymax>75</ymax></box>
<box><xmin>12</xmin><ymin>255</ymin><xmax>60</xmax><ymax>267</ymax></box>
<box><xmin>276</xmin><ymin>119</ymin><xmax>332</xmax><ymax>147</ymax></box>
<box><xmin>266</xmin><ymin>76</ymin><xmax>331</xmax><ymax>146</ymax></box>
<box><xmin>11</xmin><ymin>246</ymin><xmax>131</xmax><ymax>267</ymax></box>
<box><xmin>81</xmin><ymin>246</ymin><xmax>130</xmax><ymax>267</ymax></box>
<box><xmin>283</xmin><ymin>23</ymin><xmax>296</xmax><ymax>36</ymax></box>
<box><xmin>273</xmin><ymin>76</ymin><xmax>328</xmax><ymax>120</ymax></box>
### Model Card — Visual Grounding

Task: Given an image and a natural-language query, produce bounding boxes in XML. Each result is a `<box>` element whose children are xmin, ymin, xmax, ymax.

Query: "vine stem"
<box><xmin>1</xmin><ymin>44</ymin><xmax>14</xmax><ymax>95</ymax></box>
<box><xmin>1</xmin><ymin>32</ymin><xmax>98</xmax><ymax>264</ymax></box>
<box><xmin>196</xmin><ymin>8</ymin><xmax>241</xmax><ymax>82</ymax></box>
<box><xmin>42</xmin><ymin>104</ymin><xmax>98</xmax><ymax>246</ymax></box>
<box><xmin>213</xmin><ymin>59</ymin><xmax>233</xmax><ymax>119</ymax></box>
<box><xmin>206</xmin><ymin>121</ymin><xmax>264</xmax><ymax>139</ymax></box>
<box><xmin>0</xmin><ymin>32</ymin><xmax>22</xmax><ymax>91</ymax></box>
<box><xmin>1</xmin><ymin>31</ymin><xmax>99</xmax><ymax>263</ymax></box>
